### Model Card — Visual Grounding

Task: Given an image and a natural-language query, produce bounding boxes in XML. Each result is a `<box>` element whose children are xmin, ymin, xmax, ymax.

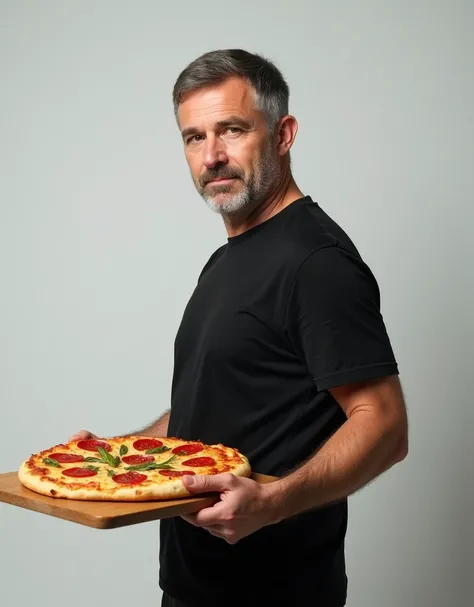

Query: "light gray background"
<box><xmin>1</xmin><ymin>1</ymin><xmax>472</xmax><ymax>606</ymax></box>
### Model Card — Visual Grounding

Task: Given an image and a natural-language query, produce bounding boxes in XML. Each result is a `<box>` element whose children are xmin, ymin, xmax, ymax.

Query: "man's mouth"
<box><xmin>206</xmin><ymin>177</ymin><xmax>237</xmax><ymax>185</ymax></box>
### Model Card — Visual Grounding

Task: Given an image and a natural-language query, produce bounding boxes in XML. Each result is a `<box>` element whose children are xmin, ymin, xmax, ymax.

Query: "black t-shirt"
<box><xmin>159</xmin><ymin>195</ymin><xmax>398</xmax><ymax>606</ymax></box>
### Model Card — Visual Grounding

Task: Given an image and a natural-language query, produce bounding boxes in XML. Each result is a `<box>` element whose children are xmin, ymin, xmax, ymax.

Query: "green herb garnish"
<box><xmin>119</xmin><ymin>444</ymin><xmax>128</xmax><ymax>456</ymax></box>
<box><xmin>82</xmin><ymin>465</ymin><xmax>99</xmax><ymax>472</ymax></box>
<box><xmin>43</xmin><ymin>457</ymin><xmax>61</xmax><ymax>468</ymax></box>
<box><xmin>125</xmin><ymin>455</ymin><xmax>177</xmax><ymax>471</ymax></box>
<box><xmin>84</xmin><ymin>457</ymin><xmax>103</xmax><ymax>463</ymax></box>
<box><xmin>97</xmin><ymin>446</ymin><xmax>120</xmax><ymax>467</ymax></box>
<box><xmin>145</xmin><ymin>446</ymin><xmax>171</xmax><ymax>454</ymax></box>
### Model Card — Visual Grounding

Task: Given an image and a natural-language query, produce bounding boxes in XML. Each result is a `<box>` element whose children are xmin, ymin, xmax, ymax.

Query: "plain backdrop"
<box><xmin>1</xmin><ymin>1</ymin><xmax>473</xmax><ymax>606</ymax></box>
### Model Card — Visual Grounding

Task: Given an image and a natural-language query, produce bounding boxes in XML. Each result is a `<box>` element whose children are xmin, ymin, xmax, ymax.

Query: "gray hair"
<box><xmin>172</xmin><ymin>49</ymin><xmax>290</xmax><ymax>131</ymax></box>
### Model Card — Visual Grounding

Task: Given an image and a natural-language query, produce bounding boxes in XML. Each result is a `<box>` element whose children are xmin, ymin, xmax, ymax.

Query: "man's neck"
<box><xmin>223</xmin><ymin>175</ymin><xmax>305</xmax><ymax>238</ymax></box>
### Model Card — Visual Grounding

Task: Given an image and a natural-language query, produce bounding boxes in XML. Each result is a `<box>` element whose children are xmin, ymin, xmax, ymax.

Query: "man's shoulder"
<box><xmin>294</xmin><ymin>242</ymin><xmax>378</xmax><ymax>290</ymax></box>
<box><xmin>285</xmin><ymin>196</ymin><xmax>362</xmax><ymax>258</ymax></box>
<box><xmin>269</xmin><ymin>197</ymin><xmax>364</xmax><ymax>277</ymax></box>
<box><xmin>275</xmin><ymin>198</ymin><xmax>382</xmax><ymax>299</ymax></box>
<box><xmin>197</xmin><ymin>243</ymin><xmax>227</xmax><ymax>282</ymax></box>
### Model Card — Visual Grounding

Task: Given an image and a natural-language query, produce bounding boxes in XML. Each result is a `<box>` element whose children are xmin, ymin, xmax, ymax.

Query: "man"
<box><xmin>71</xmin><ymin>49</ymin><xmax>408</xmax><ymax>606</ymax></box>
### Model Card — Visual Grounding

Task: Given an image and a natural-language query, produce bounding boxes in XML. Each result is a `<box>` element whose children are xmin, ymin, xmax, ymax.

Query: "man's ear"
<box><xmin>276</xmin><ymin>115</ymin><xmax>299</xmax><ymax>156</ymax></box>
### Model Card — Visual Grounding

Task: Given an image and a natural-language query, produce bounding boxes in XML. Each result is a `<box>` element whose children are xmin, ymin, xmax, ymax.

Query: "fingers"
<box><xmin>181</xmin><ymin>513</ymin><xmax>198</xmax><ymax>526</ymax></box>
<box><xmin>182</xmin><ymin>472</ymin><xmax>237</xmax><ymax>493</ymax></box>
<box><xmin>68</xmin><ymin>430</ymin><xmax>97</xmax><ymax>442</ymax></box>
<box><xmin>180</xmin><ymin>514</ymin><xmax>227</xmax><ymax>540</ymax></box>
<box><xmin>204</xmin><ymin>525</ymin><xmax>226</xmax><ymax>539</ymax></box>
<box><xmin>181</xmin><ymin>500</ymin><xmax>230</xmax><ymax>528</ymax></box>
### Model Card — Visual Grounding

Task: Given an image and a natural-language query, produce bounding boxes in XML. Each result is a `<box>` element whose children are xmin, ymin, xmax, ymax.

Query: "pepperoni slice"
<box><xmin>62</xmin><ymin>467</ymin><xmax>98</xmax><ymax>478</ymax></box>
<box><xmin>172</xmin><ymin>443</ymin><xmax>203</xmax><ymax>456</ymax></box>
<box><xmin>76</xmin><ymin>439</ymin><xmax>112</xmax><ymax>452</ymax></box>
<box><xmin>132</xmin><ymin>438</ymin><xmax>163</xmax><ymax>451</ymax></box>
<box><xmin>159</xmin><ymin>470</ymin><xmax>196</xmax><ymax>477</ymax></box>
<box><xmin>112</xmin><ymin>471</ymin><xmax>147</xmax><ymax>484</ymax></box>
<box><xmin>182</xmin><ymin>457</ymin><xmax>216</xmax><ymax>467</ymax></box>
<box><xmin>121</xmin><ymin>454</ymin><xmax>154</xmax><ymax>465</ymax></box>
<box><xmin>48</xmin><ymin>453</ymin><xmax>85</xmax><ymax>463</ymax></box>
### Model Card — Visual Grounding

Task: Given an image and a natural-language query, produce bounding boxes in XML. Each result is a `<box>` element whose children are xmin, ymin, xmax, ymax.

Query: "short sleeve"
<box><xmin>284</xmin><ymin>246</ymin><xmax>399</xmax><ymax>391</ymax></box>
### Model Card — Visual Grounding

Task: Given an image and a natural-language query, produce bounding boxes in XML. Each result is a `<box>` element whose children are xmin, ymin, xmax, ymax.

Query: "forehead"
<box><xmin>177</xmin><ymin>76</ymin><xmax>262</xmax><ymax>128</ymax></box>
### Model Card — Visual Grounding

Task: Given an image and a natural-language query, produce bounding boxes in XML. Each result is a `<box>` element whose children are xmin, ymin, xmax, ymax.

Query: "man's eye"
<box><xmin>187</xmin><ymin>135</ymin><xmax>203</xmax><ymax>144</ymax></box>
<box><xmin>221</xmin><ymin>127</ymin><xmax>242</xmax><ymax>137</ymax></box>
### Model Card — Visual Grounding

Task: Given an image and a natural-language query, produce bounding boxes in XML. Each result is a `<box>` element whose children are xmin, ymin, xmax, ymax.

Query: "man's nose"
<box><xmin>203</xmin><ymin>138</ymin><xmax>228</xmax><ymax>169</ymax></box>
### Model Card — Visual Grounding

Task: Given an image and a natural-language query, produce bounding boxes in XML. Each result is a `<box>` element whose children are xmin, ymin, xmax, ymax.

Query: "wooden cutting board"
<box><xmin>0</xmin><ymin>471</ymin><xmax>277</xmax><ymax>529</ymax></box>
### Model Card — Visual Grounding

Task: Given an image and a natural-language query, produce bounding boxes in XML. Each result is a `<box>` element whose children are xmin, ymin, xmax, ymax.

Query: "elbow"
<box><xmin>393</xmin><ymin>424</ymin><xmax>409</xmax><ymax>464</ymax></box>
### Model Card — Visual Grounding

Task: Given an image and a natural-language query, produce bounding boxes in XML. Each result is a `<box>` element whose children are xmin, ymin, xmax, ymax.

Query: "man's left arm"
<box><xmin>181</xmin><ymin>247</ymin><xmax>409</xmax><ymax>542</ymax></box>
<box><xmin>266</xmin><ymin>373</ymin><xmax>408</xmax><ymax>523</ymax></box>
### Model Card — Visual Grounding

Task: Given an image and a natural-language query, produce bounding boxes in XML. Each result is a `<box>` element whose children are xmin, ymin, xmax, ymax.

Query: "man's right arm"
<box><xmin>130</xmin><ymin>410</ymin><xmax>170</xmax><ymax>438</ymax></box>
<box><xmin>69</xmin><ymin>410</ymin><xmax>171</xmax><ymax>442</ymax></box>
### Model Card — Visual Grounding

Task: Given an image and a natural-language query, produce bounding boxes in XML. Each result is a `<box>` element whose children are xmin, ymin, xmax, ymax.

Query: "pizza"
<box><xmin>18</xmin><ymin>436</ymin><xmax>251</xmax><ymax>501</ymax></box>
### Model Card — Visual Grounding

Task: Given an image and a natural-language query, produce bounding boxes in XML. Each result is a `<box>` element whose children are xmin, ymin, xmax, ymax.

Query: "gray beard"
<box><xmin>199</xmin><ymin>149</ymin><xmax>281</xmax><ymax>218</ymax></box>
<box><xmin>203</xmin><ymin>187</ymin><xmax>251</xmax><ymax>216</ymax></box>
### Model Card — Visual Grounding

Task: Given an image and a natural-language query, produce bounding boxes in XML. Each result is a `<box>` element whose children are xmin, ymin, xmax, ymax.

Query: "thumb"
<box><xmin>182</xmin><ymin>472</ymin><xmax>232</xmax><ymax>493</ymax></box>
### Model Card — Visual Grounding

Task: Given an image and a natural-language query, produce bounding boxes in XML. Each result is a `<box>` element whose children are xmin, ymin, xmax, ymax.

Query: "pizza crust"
<box><xmin>18</xmin><ymin>436</ymin><xmax>252</xmax><ymax>501</ymax></box>
<box><xmin>18</xmin><ymin>461</ymin><xmax>230</xmax><ymax>500</ymax></box>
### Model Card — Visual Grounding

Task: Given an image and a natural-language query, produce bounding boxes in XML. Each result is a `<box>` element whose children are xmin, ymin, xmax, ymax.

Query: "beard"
<box><xmin>195</xmin><ymin>147</ymin><xmax>281</xmax><ymax>217</ymax></box>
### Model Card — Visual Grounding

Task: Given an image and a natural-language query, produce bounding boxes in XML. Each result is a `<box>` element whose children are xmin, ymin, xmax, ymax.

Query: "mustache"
<box><xmin>199</xmin><ymin>167</ymin><xmax>244</xmax><ymax>187</ymax></box>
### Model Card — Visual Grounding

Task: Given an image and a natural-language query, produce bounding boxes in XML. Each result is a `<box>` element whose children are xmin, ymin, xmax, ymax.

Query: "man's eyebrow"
<box><xmin>181</xmin><ymin>116</ymin><xmax>254</xmax><ymax>140</ymax></box>
<box><xmin>181</xmin><ymin>126</ymin><xmax>199</xmax><ymax>140</ymax></box>
<box><xmin>215</xmin><ymin>116</ymin><xmax>254</xmax><ymax>130</ymax></box>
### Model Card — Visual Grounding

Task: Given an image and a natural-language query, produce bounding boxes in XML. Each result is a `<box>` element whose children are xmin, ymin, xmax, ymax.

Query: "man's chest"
<box><xmin>174</xmin><ymin>257</ymin><xmax>294</xmax><ymax>371</ymax></box>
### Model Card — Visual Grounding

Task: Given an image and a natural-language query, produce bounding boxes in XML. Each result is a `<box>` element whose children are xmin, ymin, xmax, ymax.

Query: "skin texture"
<box><xmin>177</xmin><ymin>75</ymin><xmax>305</xmax><ymax>237</ymax></box>
<box><xmin>71</xmin><ymin>75</ymin><xmax>409</xmax><ymax>544</ymax></box>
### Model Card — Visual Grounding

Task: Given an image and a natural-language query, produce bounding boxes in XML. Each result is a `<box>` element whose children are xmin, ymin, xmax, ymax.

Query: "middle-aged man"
<box><xmin>71</xmin><ymin>49</ymin><xmax>408</xmax><ymax>606</ymax></box>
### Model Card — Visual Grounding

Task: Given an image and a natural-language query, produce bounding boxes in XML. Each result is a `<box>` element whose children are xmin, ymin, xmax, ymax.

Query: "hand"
<box><xmin>180</xmin><ymin>473</ymin><xmax>277</xmax><ymax>544</ymax></box>
<box><xmin>68</xmin><ymin>430</ymin><xmax>99</xmax><ymax>442</ymax></box>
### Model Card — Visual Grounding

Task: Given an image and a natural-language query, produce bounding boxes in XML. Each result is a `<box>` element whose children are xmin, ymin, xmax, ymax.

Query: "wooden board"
<box><xmin>0</xmin><ymin>471</ymin><xmax>277</xmax><ymax>530</ymax></box>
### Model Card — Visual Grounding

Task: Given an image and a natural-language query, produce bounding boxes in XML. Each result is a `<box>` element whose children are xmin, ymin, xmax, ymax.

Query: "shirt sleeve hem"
<box><xmin>314</xmin><ymin>362</ymin><xmax>399</xmax><ymax>391</ymax></box>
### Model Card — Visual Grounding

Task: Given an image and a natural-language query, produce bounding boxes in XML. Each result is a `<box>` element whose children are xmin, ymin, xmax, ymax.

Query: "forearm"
<box><xmin>268</xmin><ymin>411</ymin><xmax>407</xmax><ymax>523</ymax></box>
<box><xmin>128</xmin><ymin>410</ymin><xmax>171</xmax><ymax>438</ymax></box>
